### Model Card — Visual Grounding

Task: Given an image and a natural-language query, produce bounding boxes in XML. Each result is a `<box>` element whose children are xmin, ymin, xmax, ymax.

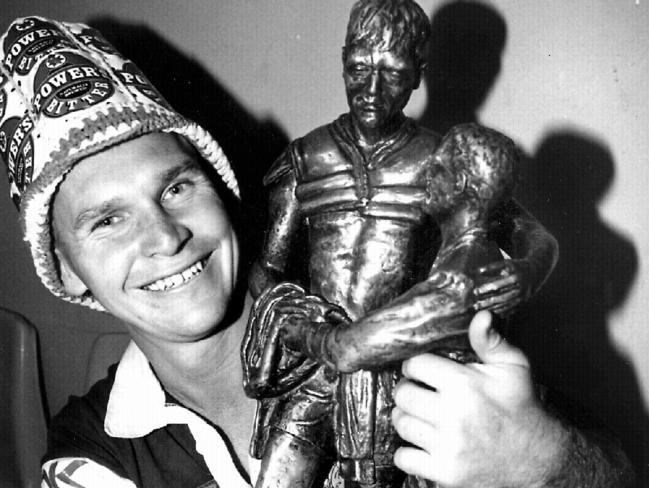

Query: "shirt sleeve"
<box><xmin>42</xmin><ymin>457</ymin><xmax>136</xmax><ymax>488</ymax></box>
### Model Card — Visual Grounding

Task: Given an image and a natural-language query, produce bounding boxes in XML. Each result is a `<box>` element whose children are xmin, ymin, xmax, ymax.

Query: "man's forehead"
<box><xmin>55</xmin><ymin>133</ymin><xmax>202</xmax><ymax>205</ymax></box>
<box><xmin>74</xmin><ymin>132</ymin><xmax>196</xmax><ymax>171</ymax></box>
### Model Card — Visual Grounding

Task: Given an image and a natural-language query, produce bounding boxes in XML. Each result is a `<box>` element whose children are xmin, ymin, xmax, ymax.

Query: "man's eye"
<box><xmin>162</xmin><ymin>181</ymin><xmax>191</xmax><ymax>201</ymax></box>
<box><xmin>92</xmin><ymin>216</ymin><xmax>118</xmax><ymax>231</ymax></box>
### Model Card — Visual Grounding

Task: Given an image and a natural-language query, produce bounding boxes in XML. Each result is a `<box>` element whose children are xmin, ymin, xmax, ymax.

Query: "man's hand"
<box><xmin>472</xmin><ymin>259</ymin><xmax>534</xmax><ymax>316</ymax></box>
<box><xmin>392</xmin><ymin>311</ymin><xmax>567</xmax><ymax>488</ymax></box>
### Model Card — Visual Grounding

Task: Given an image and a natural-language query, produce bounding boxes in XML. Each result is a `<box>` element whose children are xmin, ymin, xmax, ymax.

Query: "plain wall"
<box><xmin>0</xmin><ymin>0</ymin><xmax>647</xmax><ymax>482</ymax></box>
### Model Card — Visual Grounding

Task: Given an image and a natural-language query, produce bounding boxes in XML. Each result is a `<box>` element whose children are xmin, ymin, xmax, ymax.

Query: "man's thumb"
<box><xmin>469</xmin><ymin>311</ymin><xmax>529</xmax><ymax>367</ymax></box>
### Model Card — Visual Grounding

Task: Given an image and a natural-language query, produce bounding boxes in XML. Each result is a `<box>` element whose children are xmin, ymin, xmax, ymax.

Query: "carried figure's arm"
<box><xmin>277</xmin><ymin>260</ymin><xmax>480</xmax><ymax>373</ymax></box>
<box><xmin>278</xmin><ymin>234</ymin><xmax>499</xmax><ymax>373</ymax></box>
<box><xmin>474</xmin><ymin>198</ymin><xmax>559</xmax><ymax>315</ymax></box>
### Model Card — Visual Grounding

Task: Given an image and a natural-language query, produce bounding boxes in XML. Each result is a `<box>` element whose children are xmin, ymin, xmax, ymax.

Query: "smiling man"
<box><xmin>0</xmin><ymin>16</ymin><xmax>256</xmax><ymax>488</ymax></box>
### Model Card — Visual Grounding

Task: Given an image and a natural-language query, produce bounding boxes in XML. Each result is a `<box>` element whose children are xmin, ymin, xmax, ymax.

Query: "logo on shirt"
<box><xmin>32</xmin><ymin>51</ymin><xmax>115</xmax><ymax>117</ymax></box>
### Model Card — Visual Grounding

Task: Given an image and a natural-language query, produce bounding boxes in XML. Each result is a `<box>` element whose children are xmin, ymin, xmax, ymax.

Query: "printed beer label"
<box><xmin>2</xmin><ymin>17</ymin><xmax>73</xmax><ymax>76</ymax></box>
<box><xmin>0</xmin><ymin>114</ymin><xmax>35</xmax><ymax>203</ymax></box>
<box><xmin>117</xmin><ymin>61</ymin><xmax>170</xmax><ymax>108</ymax></box>
<box><xmin>32</xmin><ymin>51</ymin><xmax>115</xmax><ymax>118</ymax></box>
<box><xmin>75</xmin><ymin>28</ymin><xmax>118</xmax><ymax>55</ymax></box>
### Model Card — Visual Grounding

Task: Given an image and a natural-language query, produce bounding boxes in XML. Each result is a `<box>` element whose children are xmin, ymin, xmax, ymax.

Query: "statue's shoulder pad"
<box><xmin>298</xmin><ymin>124</ymin><xmax>339</xmax><ymax>157</ymax></box>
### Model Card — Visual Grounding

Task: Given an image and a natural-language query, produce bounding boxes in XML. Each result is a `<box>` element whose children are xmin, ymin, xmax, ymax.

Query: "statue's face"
<box><xmin>343</xmin><ymin>43</ymin><xmax>419</xmax><ymax>134</ymax></box>
<box><xmin>425</xmin><ymin>157</ymin><xmax>460</xmax><ymax>214</ymax></box>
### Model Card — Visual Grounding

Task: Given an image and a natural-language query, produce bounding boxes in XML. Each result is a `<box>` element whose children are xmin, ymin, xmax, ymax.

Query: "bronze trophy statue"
<box><xmin>243</xmin><ymin>1</ymin><xmax>558</xmax><ymax>487</ymax></box>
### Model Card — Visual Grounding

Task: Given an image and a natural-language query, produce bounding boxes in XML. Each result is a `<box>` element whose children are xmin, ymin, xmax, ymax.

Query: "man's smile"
<box><xmin>141</xmin><ymin>255</ymin><xmax>211</xmax><ymax>292</ymax></box>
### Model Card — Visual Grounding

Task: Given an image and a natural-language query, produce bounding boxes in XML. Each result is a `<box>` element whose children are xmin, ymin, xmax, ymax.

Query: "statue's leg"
<box><xmin>345</xmin><ymin>369</ymin><xmax>405</xmax><ymax>488</ymax></box>
<box><xmin>335</xmin><ymin>370</ymin><xmax>406</xmax><ymax>487</ymax></box>
<box><xmin>255</xmin><ymin>427</ymin><xmax>332</xmax><ymax>488</ymax></box>
<box><xmin>256</xmin><ymin>366</ymin><xmax>337</xmax><ymax>488</ymax></box>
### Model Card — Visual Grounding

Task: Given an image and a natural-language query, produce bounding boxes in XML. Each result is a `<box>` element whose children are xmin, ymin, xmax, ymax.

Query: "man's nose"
<box><xmin>139</xmin><ymin>206</ymin><xmax>190</xmax><ymax>257</ymax></box>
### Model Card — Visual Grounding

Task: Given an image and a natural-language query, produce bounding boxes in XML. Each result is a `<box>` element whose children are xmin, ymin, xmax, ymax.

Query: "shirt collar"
<box><xmin>104</xmin><ymin>340</ymin><xmax>169</xmax><ymax>438</ymax></box>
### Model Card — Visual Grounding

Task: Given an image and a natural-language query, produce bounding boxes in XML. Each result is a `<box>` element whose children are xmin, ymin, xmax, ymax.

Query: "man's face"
<box><xmin>53</xmin><ymin>133</ymin><xmax>238</xmax><ymax>344</ymax></box>
<box><xmin>343</xmin><ymin>43</ymin><xmax>419</xmax><ymax>135</ymax></box>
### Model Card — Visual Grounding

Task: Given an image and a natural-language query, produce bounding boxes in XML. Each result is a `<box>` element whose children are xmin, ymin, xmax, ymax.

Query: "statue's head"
<box><xmin>344</xmin><ymin>0</ymin><xmax>430</xmax><ymax>69</ymax></box>
<box><xmin>427</xmin><ymin>123</ymin><xmax>517</xmax><ymax>217</ymax></box>
<box><xmin>342</xmin><ymin>0</ymin><xmax>431</xmax><ymax>137</ymax></box>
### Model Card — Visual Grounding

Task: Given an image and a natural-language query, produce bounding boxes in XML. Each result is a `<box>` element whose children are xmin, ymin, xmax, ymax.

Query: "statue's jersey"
<box><xmin>266</xmin><ymin>114</ymin><xmax>442</xmax><ymax>320</ymax></box>
<box><xmin>262</xmin><ymin>114</ymin><xmax>443</xmax><ymax>481</ymax></box>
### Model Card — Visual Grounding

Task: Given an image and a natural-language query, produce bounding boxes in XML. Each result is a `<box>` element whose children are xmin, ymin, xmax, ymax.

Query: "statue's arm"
<box><xmin>248</xmin><ymin>151</ymin><xmax>301</xmax><ymax>298</ymax></box>
<box><xmin>474</xmin><ymin>198</ymin><xmax>559</xmax><ymax>314</ymax></box>
<box><xmin>280</xmin><ymin>272</ymin><xmax>474</xmax><ymax>373</ymax></box>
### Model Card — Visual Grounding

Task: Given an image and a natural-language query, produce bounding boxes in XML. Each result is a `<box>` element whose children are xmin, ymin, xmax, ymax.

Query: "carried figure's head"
<box><xmin>342</xmin><ymin>0</ymin><xmax>430</xmax><ymax>138</ymax></box>
<box><xmin>0</xmin><ymin>17</ymin><xmax>240</xmax><ymax>340</ymax></box>
<box><xmin>427</xmin><ymin>123</ymin><xmax>517</xmax><ymax>218</ymax></box>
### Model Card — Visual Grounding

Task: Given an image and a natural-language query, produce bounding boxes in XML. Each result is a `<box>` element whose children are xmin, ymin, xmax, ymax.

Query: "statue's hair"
<box><xmin>344</xmin><ymin>0</ymin><xmax>431</xmax><ymax>68</ymax></box>
<box><xmin>442</xmin><ymin>123</ymin><xmax>518</xmax><ymax>210</ymax></box>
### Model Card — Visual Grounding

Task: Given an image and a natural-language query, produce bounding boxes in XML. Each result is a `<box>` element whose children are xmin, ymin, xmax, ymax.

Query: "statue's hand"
<box><xmin>275</xmin><ymin>295</ymin><xmax>347</xmax><ymax>352</ymax></box>
<box><xmin>472</xmin><ymin>259</ymin><xmax>534</xmax><ymax>316</ymax></box>
<box><xmin>392</xmin><ymin>312</ymin><xmax>567</xmax><ymax>488</ymax></box>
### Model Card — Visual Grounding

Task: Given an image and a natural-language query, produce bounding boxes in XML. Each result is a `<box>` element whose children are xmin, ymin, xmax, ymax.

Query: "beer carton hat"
<box><xmin>0</xmin><ymin>16</ymin><xmax>239</xmax><ymax>311</ymax></box>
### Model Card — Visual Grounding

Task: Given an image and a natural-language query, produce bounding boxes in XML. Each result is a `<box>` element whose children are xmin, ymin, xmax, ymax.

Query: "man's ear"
<box><xmin>55</xmin><ymin>248</ymin><xmax>88</xmax><ymax>296</ymax></box>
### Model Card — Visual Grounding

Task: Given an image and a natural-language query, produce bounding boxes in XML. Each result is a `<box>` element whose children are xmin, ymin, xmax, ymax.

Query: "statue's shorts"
<box><xmin>270</xmin><ymin>365</ymin><xmax>337</xmax><ymax>453</ymax></box>
<box><xmin>269</xmin><ymin>365</ymin><xmax>402</xmax><ymax>484</ymax></box>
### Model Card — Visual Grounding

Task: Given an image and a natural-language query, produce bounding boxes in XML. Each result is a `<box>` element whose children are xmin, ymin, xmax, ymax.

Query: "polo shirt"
<box><xmin>42</xmin><ymin>341</ymin><xmax>259</xmax><ymax>488</ymax></box>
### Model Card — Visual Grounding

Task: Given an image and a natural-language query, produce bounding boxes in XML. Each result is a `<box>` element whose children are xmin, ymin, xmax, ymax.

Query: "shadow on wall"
<box><xmin>515</xmin><ymin>134</ymin><xmax>646</xmax><ymax>485</ymax></box>
<box><xmin>87</xmin><ymin>17</ymin><xmax>289</xmax><ymax>269</ymax></box>
<box><xmin>420</xmin><ymin>1</ymin><xmax>647</xmax><ymax>484</ymax></box>
<box><xmin>419</xmin><ymin>0</ymin><xmax>506</xmax><ymax>136</ymax></box>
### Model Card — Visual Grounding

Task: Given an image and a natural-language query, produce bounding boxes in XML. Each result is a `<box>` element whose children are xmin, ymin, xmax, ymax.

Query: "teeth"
<box><xmin>143</xmin><ymin>259</ymin><xmax>206</xmax><ymax>291</ymax></box>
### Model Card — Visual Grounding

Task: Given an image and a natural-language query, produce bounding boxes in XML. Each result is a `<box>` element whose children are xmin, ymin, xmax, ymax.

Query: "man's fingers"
<box><xmin>393</xmin><ymin>379</ymin><xmax>440</xmax><ymax>420</ymax></box>
<box><xmin>392</xmin><ymin>407</ymin><xmax>436</xmax><ymax>452</ymax></box>
<box><xmin>401</xmin><ymin>353</ymin><xmax>465</xmax><ymax>392</ymax></box>
<box><xmin>469</xmin><ymin>311</ymin><xmax>529</xmax><ymax>368</ymax></box>
<box><xmin>393</xmin><ymin>446</ymin><xmax>437</xmax><ymax>480</ymax></box>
